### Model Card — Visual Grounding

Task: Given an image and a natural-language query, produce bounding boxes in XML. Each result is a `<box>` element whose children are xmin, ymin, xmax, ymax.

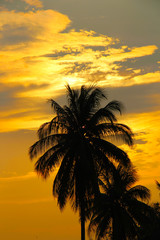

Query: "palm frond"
<box><xmin>90</xmin><ymin>107</ymin><xmax>117</xmax><ymax>125</ymax></box>
<box><xmin>34</xmin><ymin>143</ymin><xmax>68</xmax><ymax>178</ymax></box>
<box><xmin>94</xmin><ymin>123</ymin><xmax>134</xmax><ymax>146</ymax></box>
<box><xmin>63</xmin><ymin>105</ymin><xmax>79</xmax><ymax>128</ymax></box>
<box><xmin>65</xmin><ymin>84</ymin><xmax>79</xmax><ymax>115</ymax></box>
<box><xmin>84</xmin><ymin>87</ymin><xmax>107</xmax><ymax>114</ymax></box>
<box><xmin>37</xmin><ymin>117</ymin><xmax>59</xmax><ymax>138</ymax></box>
<box><xmin>37</xmin><ymin>121</ymin><xmax>50</xmax><ymax>138</ymax></box>
<box><xmin>29</xmin><ymin>134</ymin><xmax>67</xmax><ymax>160</ymax></box>
<box><xmin>49</xmin><ymin>99</ymin><xmax>66</xmax><ymax>116</ymax></box>
<box><xmin>53</xmin><ymin>149</ymin><xmax>75</xmax><ymax>209</ymax></box>
<box><xmin>126</xmin><ymin>199</ymin><xmax>157</xmax><ymax>226</ymax></box>
<box><xmin>127</xmin><ymin>185</ymin><xmax>150</xmax><ymax>201</ymax></box>
<box><xmin>112</xmin><ymin>205</ymin><xmax>139</xmax><ymax>240</ymax></box>
<box><xmin>88</xmin><ymin>195</ymin><xmax>111</xmax><ymax>240</ymax></box>
<box><xmin>91</xmin><ymin>137</ymin><xmax>131</xmax><ymax>167</ymax></box>
<box><xmin>115</xmin><ymin>165</ymin><xmax>138</xmax><ymax>188</ymax></box>
<box><xmin>98</xmin><ymin>178</ymin><xmax>110</xmax><ymax>193</ymax></box>
<box><xmin>105</xmin><ymin>100</ymin><xmax>124</xmax><ymax>115</ymax></box>
<box><xmin>89</xmin><ymin>100</ymin><xmax>124</xmax><ymax>126</ymax></box>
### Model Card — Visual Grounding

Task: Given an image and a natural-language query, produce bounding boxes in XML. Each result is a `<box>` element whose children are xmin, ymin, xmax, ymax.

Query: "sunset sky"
<box><xmin>0</xmin><ymin>0</ymin><xmax>160</xmax><ymax>239</ymax></box>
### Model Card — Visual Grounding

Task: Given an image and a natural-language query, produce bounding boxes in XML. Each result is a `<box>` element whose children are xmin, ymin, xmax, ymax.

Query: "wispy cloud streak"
<box><xmin>0</xmin><ymin>172</ymin><xmax>36</xmax><ymax>182</ymax></box>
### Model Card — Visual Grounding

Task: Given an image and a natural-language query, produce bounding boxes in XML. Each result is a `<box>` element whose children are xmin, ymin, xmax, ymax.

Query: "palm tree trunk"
<box><xmin>81</xmin><ymin>202</ymin><xmax>85</xmax><ymax>240</ymax></box>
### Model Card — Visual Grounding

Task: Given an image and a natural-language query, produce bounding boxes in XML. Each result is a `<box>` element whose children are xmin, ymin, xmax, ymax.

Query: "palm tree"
<box><xmin>88</xmin><ymin>164</ymin><xmax>155</xmax><ymax>240</ymax></box>
<box><xmin>29</xmin><ymin>84</ymin><xmax>133</xmax><ymax>240</ymax></box>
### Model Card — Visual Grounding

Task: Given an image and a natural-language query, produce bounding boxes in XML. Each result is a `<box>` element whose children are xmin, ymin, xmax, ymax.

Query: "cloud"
<box><xmin>107</xmin><ymin>82</ymin><xmax>160</xmax><ymax>114</ymax></box>
<box><xmin>0</xmin><ymin>9</ymin><xmax>157</xmax><ymax>89</ymax></box>
<box><xmin>0</xmin><ymin>6</ymin><xmax>8</xmax><ymax>11</ymax></box>
<box><xmin>120</xmin><ymin>110</ymin><xmax>160</xmax><ymax>186</ymax></box>
<box><xmin>134</xmin><ymin>139</ymin><xmax>147</xmax><ymax>145</ymax></box>
<box><xmin>0</xmin><ymin>10</ymin><xmax>71</xmax><ymax>48</ymax></box>
<box><xmin>132</xmin><ymin>71</ymin><xmax>160</xmax><ymax>85</ymax></box>
<box><xmin>0</xmin><ymin>9</ymin><xmax>159</xmax><ymax>132</ymax></box>
<box><xmin>23</xmin><ymin>0</ymin><xmax>43</xmax><ymax>8</ymax></box>
<box><xmin>0</xmin><ymin>171</ymin><xmax>37</xmax><ymax>182</ymax></box>
<box><xmin>103</xmin><ymin>45</ymin><xmax>158</xmax><ymax>63</ymax></box>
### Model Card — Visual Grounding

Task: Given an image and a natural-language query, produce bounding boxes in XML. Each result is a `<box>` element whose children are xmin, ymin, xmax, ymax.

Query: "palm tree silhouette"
<box><xmin>29</xmin><ymin>84</ymin><xmax>133</xmax><ymax>240</ymax></box>
<box><xmin>88</xmin><ymin>164</ymin><xmax>155</xmax><ymax>240</ymax></box>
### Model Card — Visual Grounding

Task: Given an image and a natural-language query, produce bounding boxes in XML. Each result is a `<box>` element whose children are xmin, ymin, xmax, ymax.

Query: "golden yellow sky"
<box><xmin>0</xmin><ymin>0</ymin><xmax>160</xmax><ymax>239</ymax></box>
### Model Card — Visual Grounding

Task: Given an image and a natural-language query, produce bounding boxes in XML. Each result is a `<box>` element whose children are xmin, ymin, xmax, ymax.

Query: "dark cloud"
<box><xmin>0</xmin><ymin>83</ymin><xmax>50</xmax><ymax>113</ymax></box>
<box><xmin>105</xmin><ymin>82</ymin><xmax>160</xmax><ymax>114</ymax></box>
<box><xmin>118</xmin><ymin>51</ymin><xmax>160</xmax><ymax>76</ymax></box>
<box><xmin>62</xmin><ymin>62</ymin><xmax>93</xmax><ymax>75</ymax></box>
<box><xmin>42</xmin><ymin>48</ymin><xmax>81</xmax><ymax>59</ymax></box>
<box><xmin>135</xmin><ymin>149</ymin><xmax>143</xmax><ymax>153</ymax></box>
<box><xmin>0</xmin><ymin>84</ymin><xmax>22</xmax><ymax>109</ymax></box>
<box><xmin>86</xmin><ymin>71</ymin><xmax>110</xmax><ymax>83</ymax></box>
<box><xmin>42</xmin><ymin>45</ymin><xmax>109</xmax><ymax>60</ymax></box>
<box><xmin>0</xmin><ymin>0</ymin><xmax>25</xmax><ymax>12</ymax></box>
<box><xmin>135</xmin><ymin>139</ymin><xmax>148</xmax><ymax>145</ymax></box>
<box><xmin>0</xmin><ymin>24</ymin><xmax>42</xmax><ymax>46</ymax></box>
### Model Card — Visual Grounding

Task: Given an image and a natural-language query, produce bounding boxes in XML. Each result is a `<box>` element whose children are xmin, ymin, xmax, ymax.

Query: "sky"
<box><xmin>0</xmin><ymin>0</ymin><xmax>160</xmax><ymax>239</ymax></box>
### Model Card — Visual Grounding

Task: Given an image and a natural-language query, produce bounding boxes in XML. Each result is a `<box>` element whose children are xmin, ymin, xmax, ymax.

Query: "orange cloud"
<box><xmin>0</xmin><ymin>10</ymin><xmax>71</xmax><ymax>43</ymax></box>
<box><xmin>103</xmin><ymin>45</ymin><xmax>158</xmax><ymax>63</ymax></box>
<box><xmin>132</xmin><ymin>71</ymin><xmax>160</xmax><ymax>85</ymax></box>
